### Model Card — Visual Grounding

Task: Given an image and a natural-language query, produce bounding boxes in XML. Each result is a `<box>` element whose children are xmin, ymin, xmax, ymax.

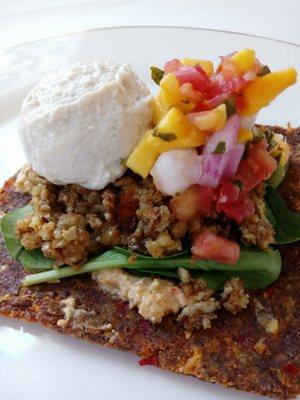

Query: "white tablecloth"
<box><xmin>1</xmin><ymin>0</ymin><xmax>300</xmax><ymax>50</ymax></box>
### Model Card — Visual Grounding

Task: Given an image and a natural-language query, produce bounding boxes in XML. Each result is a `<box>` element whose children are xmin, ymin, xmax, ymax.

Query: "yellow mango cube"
<box><xmin>231</xmin><ymin>49</ymin><xmax>256</xmax><ymax>72</ymax></box>
<box><xmin>270</xmin><ymin>134</ymin><xmax>291</xmax><ymax>167</ymax></box>
<box><xmin>180</xmin><ymin>58</ymin><xmax>214</xmax><ymax>75</ymax></box>
<box><xmin>240</xmin><ymin>68</ymin><xmax>297</xmax><ymax>116</ymax></box>
<box><xmin>146</xmin><ymin>107</ymin><xmax>206</xmax><ymax>153</ymax></box>
<box><xmin>238</xmin><ymin>128</ymin><xmax>253</xmax><ymax>143</ymax></box>
<box><xmin>126</xmin><ymin>130</ymin><xmax>159</xmax><ymax>178</ymax></box>
<box><xmin>153</xmin><ymin>92</ymin><xmax>169</xmax><ymax>125</ymax></box>
<box><xmin>159</xmin><ymin>73</ymin><xmax>196</xmax><ymax>113</ymax></box>
<box><xmin>192</xmin><ymin>104</ymin><xmax>227</xmax><ymax>131</ymax></box>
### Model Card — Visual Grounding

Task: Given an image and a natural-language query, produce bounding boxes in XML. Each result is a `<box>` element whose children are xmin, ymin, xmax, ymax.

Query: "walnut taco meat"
<box><xmin>0</xmin><ymin>50</ymin><xmax>300</xmax><ymax>399</ymax></box>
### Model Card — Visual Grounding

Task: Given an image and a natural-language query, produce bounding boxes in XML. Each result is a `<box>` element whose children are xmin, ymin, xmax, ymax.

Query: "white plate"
<box><xmin>0</xmin><ymin>26</ymin><xmax>299</xmax><ymax>400</ymax></box>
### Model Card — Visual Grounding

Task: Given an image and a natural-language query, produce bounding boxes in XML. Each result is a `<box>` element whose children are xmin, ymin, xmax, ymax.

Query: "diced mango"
<box><xmin>126</xmin><ymin>130</ymin><xmax>159</xmax><ymax>178</ymax></box>
<box><xmin>270</xmin><ymin>133</ymin><xmax>291</xmax><ymax>167</ymax></box>
<box><xmin>231</xmin><ymin>49</ymin><xmax>256</xmax><ymax>73</ymax></box>
<box><xmin>180</xmin><ymin>58</ymin><xmax>214</xmax><ymax>75</ymax></box>
<box><xmin>153</xmin><ymin>92</ymin><xmax>169</xmax><ymax>125</ymax></box>
<box><xmin>146</xmin><ymin>107</ymin><xmax>207</xmax><ymax>153</ymax></box>
<box><xmin>238</xmin><ymin>128</ymin><xmax>253</xmax><ymax>143</ymax></box>
<box><xmin>159</xmin><ymin>73</ymin><xmax>196</xmax><ymax>113</ymax></box>
<box><xmin>240</xmin><ymin>68</ymin><xmax>297</xmax><ymax>116</ymax></box>
<box><xmin>192</xmin><ymin>104</ymin><xmax>227</xmax><ymax>131</ymax></box>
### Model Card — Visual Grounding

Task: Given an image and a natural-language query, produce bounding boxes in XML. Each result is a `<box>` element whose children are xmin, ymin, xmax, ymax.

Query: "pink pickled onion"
<box><xmin>222</xmin><ymin>143</ymin><xmax>245</xmax><ymax>178</ymax></box>
<box><xmin>206</xmin><ymin>93</ymin><xmax>230</xmax><ymax>109</ymax></box>
<box><xmin>164</xmin><ymin>59</ymin><xmax>182</xmax><ymax>74</ymax></box>
<box><xmin>196</xmin><ymin>115</ymin><xmax>243</xmax><ymax>187</ymax></box>
<box><xmin>204</xmin><ymin>114</ymin><xmax>240</xmax><ymax>154</ymax></box>
<box><xmin>174</xmin><ymin>65</ymin><xmax>212</xmax><ymax>93</ymax></box>
<box><xmin>196</xmin><ymin>153</ymin><xmax>229</xmax><ymax>188</ymax></box>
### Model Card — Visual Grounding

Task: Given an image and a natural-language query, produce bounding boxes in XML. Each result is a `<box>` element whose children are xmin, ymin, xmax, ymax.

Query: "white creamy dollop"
<box><xmin>19</xmin><ymin>62</ymin><xmax>153</xmax><ymax>189</ymax></box>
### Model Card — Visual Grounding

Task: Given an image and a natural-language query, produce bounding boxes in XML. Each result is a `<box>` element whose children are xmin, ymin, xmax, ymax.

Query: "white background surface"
<box><xmin>1</xmin><ymin>0</ymin><xmax>300</xmax><ymax>50</ymax></box>
<box><xmin>0</xmin><ymin>3</ymin><xmax>299</xmax><ymax>400</ymax></box>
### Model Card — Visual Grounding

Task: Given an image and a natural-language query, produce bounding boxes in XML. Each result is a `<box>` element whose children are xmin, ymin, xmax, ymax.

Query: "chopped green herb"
<box><xmin>224</xmin><ymin>99</ymin><xmax>236</xmax><ymax>117</ymax></box>
<box><xmin>152</xmin><ymin>127</ymin><xmax>177</xmax><ymax>142</ymax></box>
<box><xmin>150</xmin><ymin>66</ymin><xmax>164</xmax><ymax>85</ymax></box>
<box><xmin>213</xmin><ymin>141</ymin><xmax>226</xmax><ymax>154</ymax></box>
<box><xmin>232</xmin><ymin>179</ymin><xmax>244</xmax><ymax>189</ymax></box>
<box><xmin>257</xmin><ymin>65</ymin><xmax>271</xmax><ymax>77</ymax></box>
<box><xmin>265</xmin><ymin>187</ymin><xmax>300</xmax><ymax>244</ymax></box>
<box><xmin>268</xmin><ymin>139</ymin><xmax>278</xmax><ymax>151</ymax></box>
<box><xmin>252</xmin><ymin>127</ymin><xmax>266</xmax><ymax>143</ymax></box>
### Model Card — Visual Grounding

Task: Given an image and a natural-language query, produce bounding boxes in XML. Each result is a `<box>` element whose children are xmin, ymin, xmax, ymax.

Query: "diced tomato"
<box><xmin>218</xmin><ymin>57</ymin><xmax>240</xmax><ymax>80</ymax></box>
<box><xmin>217</xmin><ymin>191</ymin><xmax>255</xmax><ymax>223</ymax></box>
<box><xmin>164</xmin><ymin>59</ymin><xmax>182</xmax><ymax>74</ymax></box>
<box><xmin>218</xmin><ymin>182</ymin><xmax>240</xmax><ymax>205</ymax></box>
<box><xmin>139</xmin><ymin>354</ymin><xmax>159</xmax><ymax>367</ymax></box>
<box><xmin>192</xmin><ymin>230</ymin><xmax>240</xmax><ymax>265</ymax></box>
<box><xmin>206</xmin><ymin>92</ymin><xmax>230</xmax><ymax>109</ymax></box>
<box><xmin>170</xmin><ymin>185</ymin><xmax>214</xmax><ymax>221</ymax></box>
<box><xmin>235</xmin><ymin>139</ymin><xmax>277</xmax><ymax>192</ymax></box>
<box><xmin>180</xmin><ymin>83</ymin><xmax>204</xmax><ymax>103</ymax></box>
<box><xmin>175</xmin><ymin>66</ymin><xmax>213</xmax><ymax>95</ymax></box>
<box><xmin>282</xmin><ymin>363</ymin><xmax>299</xmax><ymax>376</ymax></box>
<box><xmin>235</xmin><ymin>159</ymin><xmax>260</xmax><ymax>192</ymax></box>
<box><xmin>236</xmin><ymin>93</ymin><xmax>245</xmax><ymax>110</ymax></box>
<box><xmin>198</xmin><ymin>185</ymin><xmax>214</xmax><ymax>216</ymax></box>
<box><xmin>117</xmin><ymin>191</ymin><xmax>138</xmax><ymax>227</ymax></box>
<box><xmin>246</xmin><ymin>140</ymin><xmax>277</xmax><ymax>181</ymax></box>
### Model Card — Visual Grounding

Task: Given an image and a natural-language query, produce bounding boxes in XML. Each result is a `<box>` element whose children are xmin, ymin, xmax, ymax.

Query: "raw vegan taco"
<box><xmin>0</xmin><ymin>49</ymin><xmax>299</xmax><ymax>398</ymax></box>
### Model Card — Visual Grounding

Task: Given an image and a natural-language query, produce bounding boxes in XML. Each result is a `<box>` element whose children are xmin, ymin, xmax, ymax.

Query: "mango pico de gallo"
<box><xmin>126</xmin><ymin>49</ymin><xmax>297</xmax><ymax>265</ymax></box>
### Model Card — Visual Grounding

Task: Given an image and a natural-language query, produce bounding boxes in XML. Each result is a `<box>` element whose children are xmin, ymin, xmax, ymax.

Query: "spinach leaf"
<box><xmin>265</xmin><ymin>187</ymin><xmax>300</xmax><ymax>244</ymax></box>
<box><xmin>0</xmin><ymin>205</ymin><xmax>54</xmax><ymax>271</ymax></box>
<box><xmin>23</xmin><ymin>246</ymin><xmax>281</xmax><ymax>290</ymax></box>
<box><xmin>267</xmin><ymin>164</ymin><xmax>286</xmax><ymax>188</ymax></box>
<box><xmin>0</xmin><ymin>204</ymin><xmax>32</xmax><ymax>258</ymax></box>
<box><xmin>19</xmin><ymin>249</ymin><xmax>54</xmax><ymax>272</ymax></box>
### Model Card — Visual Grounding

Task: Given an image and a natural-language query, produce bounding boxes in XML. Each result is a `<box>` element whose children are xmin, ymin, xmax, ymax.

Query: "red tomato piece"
<box><xmin>117</xmin><ymin>191</ymin><xmax>138</xmax><ymax>227</ymax></box>
<box><xmin>175</xmin><ymin>66</ymin><xmax>213</xmax><ymax>95</ymax></box>
<box><xmin>235</xmin><ymin>93</ymin><xmax>245</xmax><ymax>110</ymax></box>
<box><xmin>164</xmin><ymin>59</ymin><xmax>182</xmax><ymax>74</ymax></box>
<box><xmin>235</xmin><ymin>139</ymin><xmax>277</xmax><ymax>192</ymax></box>
<box><xmin>139</xmin><ymin>354</ymin><xmax>159</xmax><ymax>367</ymax></box>
<box><xmin>192</xmin><ymin>230</ymin><xmax>240</xmax><ymax>265</ymax></box>
<box><xmin>218</xmin><ymin>191</ymin><xmax>255</xmax><ymax>223</ymax></box>
<box><xmin>218</xmin><ymin>182</ymin><xmax>240</xmax><ymax>205</ymax></box>
<box><xmin>198</xmin><ymin>185</ymin><xmax>214</xmax><ymax>216</ymax></box>
<box><xmin>235</xmin><ymin>159</ymin><xmax>260</xmax><ymax>192</ymax></box>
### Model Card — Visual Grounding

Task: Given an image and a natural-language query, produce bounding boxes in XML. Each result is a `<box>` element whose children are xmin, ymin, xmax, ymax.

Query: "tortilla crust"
<box><xmin>0</xmin><ymin>128</ymin><xmax>299</xmax><ymax>399</ymax></box>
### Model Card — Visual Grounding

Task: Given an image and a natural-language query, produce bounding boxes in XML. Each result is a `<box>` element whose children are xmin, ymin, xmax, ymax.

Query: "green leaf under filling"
<box><xmin>265</xmin><ymin>187</ymin><xmax>300</xmax><ymax>244</ymax></box>
<box><xmin>0</xmin><ymin>204</ymin><xmax>32</xmax><ymax>259</ymax></box>
<box><xmin>0</xmin><ymin>204</ymin><xmax>54</xmax><ymax>271</ymax></box>
<box><xmin>23</xmin><ymin>246</ymin><xmax>281</xmax><ymax>291</ymax></box>
<box><xmin>1</xmin><ymin>205</ymin><xmax>283</xmax><ymax>291</ymax></box>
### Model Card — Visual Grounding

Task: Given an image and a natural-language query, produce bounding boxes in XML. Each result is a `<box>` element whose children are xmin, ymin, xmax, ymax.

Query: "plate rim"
<box><xmin>1</xmin><ymin>24</ymin><xmax>299</xmax><ymax>53</ymax></box>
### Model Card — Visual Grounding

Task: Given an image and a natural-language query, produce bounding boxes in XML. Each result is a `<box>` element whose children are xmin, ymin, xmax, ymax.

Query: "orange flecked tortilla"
<box><xmin>0</xmin><ymin>126</ymin><xmax>299</xmax><ymax>399</ymax></box>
